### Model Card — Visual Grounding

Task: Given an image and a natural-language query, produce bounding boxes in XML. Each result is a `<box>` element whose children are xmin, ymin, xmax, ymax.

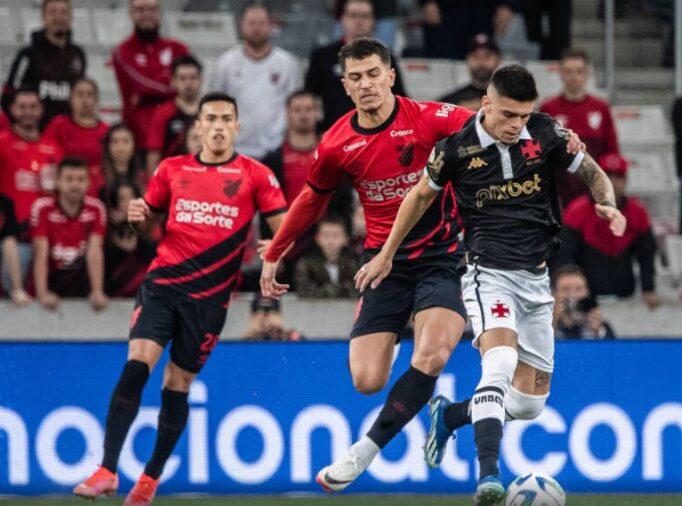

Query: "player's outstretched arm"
<box><xmin>355</xmin><ymin>174</ymin><xmax>438</xmax><ymax>292</ymax></box>
<box><xmin>575</xmin><ymin>154</ymin><xmax>627</xmax><ymax>237</ymax></box>
<box><xmin>261</xmin><ymin>185</ymin><xmax>332</xmax><ymax>298</ymax></box>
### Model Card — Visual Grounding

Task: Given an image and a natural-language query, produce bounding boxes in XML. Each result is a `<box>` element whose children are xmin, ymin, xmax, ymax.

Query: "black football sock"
<box><xmin>102</xmin><ymin>360</ymin><xmax>150</xmax><ymax>473</ymax></box>
<box><xmin>444</xmin><ymin>398</ymin><xmax>471</xmax><ymax>431</ymax></box>
<box><xmin>474</xmin><ymin>418</ymin><xmax>503</xmax><ymax>479</ymax></box>
<box><xmin>367</xmin><ymin>366</ymin><xmax>437</xmax><ymax>448</ymax></box>
<box><xmin>144</xmin><ymin>388</ymin><xmax>189</xmax><ymax>479</ymax></box>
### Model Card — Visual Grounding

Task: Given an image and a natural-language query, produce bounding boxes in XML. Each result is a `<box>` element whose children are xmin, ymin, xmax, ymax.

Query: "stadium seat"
<box><xmin>0</xmin><ymin>8</ymin><xmax>20</xmax><ymax>46</ymax></box>
<box><xmin>20</xmin><ymin>8</ymin><xmax>95</xmax><ymax>46</ymax></box>
<box><xmin>88</xmin><ymin>53</ymin><xmax>119</xmax><ymax>99</ymax></box>
<box><xmin>164</xmin><ymin>12</ymin><xmax>237</xmax><ymax>50</ymax></box>
<box><xmin>400</xmin><ymin>58</ymin><xmax>468</xmax><ymax>101</ymax></box>
<box><xmin>613</xmin><ymin>105</ymin><xmax>673</xmax><ymax>148</ymax></box>
<box><xmin>624</xmin><ymin>151</ymin><xmax>677</xmax><ymax>193</ymax></box>
<box><xmin>665</xmin><ymin>235</ymin><xmax>682</xmax><ymax>285</ymax></box>
<box><xmin>524</xmin><ymin>60</ymin><xmax>603</xmax><ymax>100</ymax></box>
<box><xmin>93</xmin><ymin>8</ymin><xmax>131</xmax><ymax>47</ymax></box>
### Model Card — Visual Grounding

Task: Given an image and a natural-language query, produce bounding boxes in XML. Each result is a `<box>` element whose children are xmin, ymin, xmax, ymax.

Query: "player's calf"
<box><xmin>472</xmin><ymin>345</ymin><xmax>518</xmax><ymax>479</ymax></box>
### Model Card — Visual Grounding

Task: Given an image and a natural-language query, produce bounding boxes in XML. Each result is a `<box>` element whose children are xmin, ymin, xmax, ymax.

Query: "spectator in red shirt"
<box><xmin>540</xmin><ymin>49</ymin><xmax>620</xmax><ymax>207</ymax></box>
<box><xmin>0</xmin><ymin>195</ymin><xmax>31</xmax><ymax>305</ymax></box>
<box><xmin>105</xmin><ymin>180</ymin><xmax>156</xmax><ymax>297</ymax></box>
<box><xmin>112</xmin><ymin>0</ymin><xmax>189</xmax><ymax>150</ymax></box>
<box><xmin>0</xmin><ymin>88</ymin><xmax>62</xmax><ymax>285</ymax></box>
<box><xmin>31</xmin><ymin>157</ymin><xmax>107</xmax><ymax>311</ymax></box>
<box><xmin>0</xmin><ymin>111</ymin><xmax>9</xmax><ymax>131</ymax></box>
<box><xmin>44</xmin><ymin>77</ymin><xmax>108</xmax><ymax>197</ymax></box>
<box><xmin>101</xmin><ymin>123</ymin><xmax>146</xmax><ymax>201</ymax></box>
<box><xmin>557</xmin><ymin>153</ymin><xmax>661</xmax><ymax>309</ymax></box>
<box><xmin>146</xmin><ymin>55</ymin><xmax>202</xmax><ymax>174</ymax></box>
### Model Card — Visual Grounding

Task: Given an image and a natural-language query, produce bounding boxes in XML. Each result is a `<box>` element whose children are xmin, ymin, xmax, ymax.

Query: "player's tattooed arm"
<box><xmin>575</xmin><ymin>154</ymin><xmax>616</xmax><ymax>207</ymax></box>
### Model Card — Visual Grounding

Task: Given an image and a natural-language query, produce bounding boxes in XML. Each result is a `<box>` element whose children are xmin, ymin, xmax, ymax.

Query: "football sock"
<box><xmin>348</xmin><ymin>436</ymin><xmax>380</xmax><ymax>468</ymax></box>
<box><xmin>366</xmin><ymin>366</ymin><xmax>437</xmax><ymax>448</ymax></box>
<box><xmin>471</xmin><ymin>346</ymin><xmax>517</xmax><ymax>479</ymax></box>
<box><xmin>444</xmin><ymin>398</ymin><xmax>471</xmax><ymax>431</ymax></box>
<box><xmin>102</xmin><ymin>360</ymin><xmax>150</xmax><ymax>473</ymax></box>
<box><xmin>144</xmin><ymin>388</ymin><xmax>189</xmax><ymax>479</ymax></box>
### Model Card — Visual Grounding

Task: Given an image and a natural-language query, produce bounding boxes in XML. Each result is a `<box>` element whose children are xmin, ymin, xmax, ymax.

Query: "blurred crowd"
<box><xmin>0</xmin><ymin>0</ymin><xmax>670</xmax><ymax>341</ymax></box>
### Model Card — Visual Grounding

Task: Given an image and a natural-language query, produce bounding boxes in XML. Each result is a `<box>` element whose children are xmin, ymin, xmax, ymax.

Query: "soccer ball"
<box><xmin>505</xmin><ymin>472</ymin><xmax>566</xmax><ymax>506</ymax></box>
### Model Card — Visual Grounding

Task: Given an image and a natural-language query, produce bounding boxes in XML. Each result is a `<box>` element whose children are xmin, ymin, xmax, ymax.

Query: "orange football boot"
<box><xmin>73</xmin><ymin>465</ymin><xmax>118</xmax><ymax>500</ymax></box>
<box><xmin>124</xmin><ymin>473</ymin><xmax>159</xmax><ymax>506</ymax></box>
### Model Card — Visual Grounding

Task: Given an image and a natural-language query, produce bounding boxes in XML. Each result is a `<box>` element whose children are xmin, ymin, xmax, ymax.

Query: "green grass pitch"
<box><xmin>3</xmin><ymin>495</ymin><xmax>682</xmax><ymax>505</ymax></box>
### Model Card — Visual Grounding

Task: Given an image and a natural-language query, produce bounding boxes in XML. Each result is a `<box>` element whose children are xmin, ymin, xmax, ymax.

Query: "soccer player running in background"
<box><xmin>74</xmin><ymin>92</ymin><xmax>287</xmax><ymax>505</ymax></box>
<box><xmin>261</xmin><ymin>37</ymin><xmax>474</xmax><ymax>491</ymax></box>
<box><xmin>355</xmin><ymin>65</ymin><xmax>624</xmax><ymax>505</ymax></box>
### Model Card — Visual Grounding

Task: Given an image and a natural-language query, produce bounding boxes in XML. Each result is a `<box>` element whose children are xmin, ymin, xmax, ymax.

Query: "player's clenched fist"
<box><xmin>128</xmin><ymin>198</ymin><xmax>150</xmax><ymax>223</ymax></box>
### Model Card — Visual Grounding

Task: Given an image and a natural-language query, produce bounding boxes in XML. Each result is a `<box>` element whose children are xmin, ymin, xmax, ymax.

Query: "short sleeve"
<box><xmin>425</xmin><ymin>140</ymin><xmax>450</xmax><ymax>191</ymax></box>
<box><xmin>546</xmin><ymin>118</ymin><xmax>584</xmax><ymax>174</ymax></box>
<box><xmin>0</xmin><ymin>196</ymin><xmax>19</xmax><ymax>240</ymax></box>
<box><xmin>29</xmin><ymin>199</ymin><xmax>49</xmax><ymax>238</ymax></box>
<box><xmin>144</xmin><ymin>160</ymin><xmax>171</xmax><ymax>211</ymax></box>
<box><xmin>254</xmin><ymin>164</ymin><xmax>287</xmax><ymax>217</ymax></box>
<box><xmin>90</xmin><ymin>198</ymin><xmax>107</xmax><ymax>236</ymax></box>
<box><xmin>306</xmin><ymin>142</ymin><xmax>345</xmax><ymax>194</ymax></box>
<box><xmin>424</xmin><ymin>102</ymin><xmax>475</xmax><ymax>143</ymax></box>
<box><xmin>146</xmin><ymin>107</ymin><xmax>167</xmax><ymax>151</ymax></box>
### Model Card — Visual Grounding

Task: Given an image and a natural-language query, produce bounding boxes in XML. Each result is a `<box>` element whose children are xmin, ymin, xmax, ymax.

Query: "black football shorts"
<box><xmin>350</xmin><ymin>255</ymin><xmax>467</xmax><ymax>339</ymax></box>
<box><xmin>129</xmin><ymin>280</ymin><xmax>228</xmax><ymax>373</ymax></box>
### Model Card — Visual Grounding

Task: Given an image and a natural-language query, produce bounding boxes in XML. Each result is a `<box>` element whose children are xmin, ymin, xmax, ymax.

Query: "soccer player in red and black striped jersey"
<box><xmin>74</xmin><ymin>92</ymin><xmax>287</xmax><ymax>505</ymax></box>
<box><xmin>261</xmin><ymin>37</ymin><xmax>473</xmax><ymax>492</ymax></box>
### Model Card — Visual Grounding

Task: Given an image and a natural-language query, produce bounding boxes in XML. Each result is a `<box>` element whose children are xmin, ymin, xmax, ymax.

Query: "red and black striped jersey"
<box><xmin>307</xmin><ymin>95</ymin><xmax>473</xmax><ymax>260</ymax></box>
<box><xmin>144</xmin><ymin>153</ymin><xmax>286</xmax><ymax>306</ymax></box>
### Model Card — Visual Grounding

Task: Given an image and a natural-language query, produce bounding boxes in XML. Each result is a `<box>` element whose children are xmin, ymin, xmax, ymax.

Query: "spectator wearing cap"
<box><xmin>439</xmin><ymin>34</ymin><xmax>501</xmax><ymax>111</ymax></box>
<box><xmin>305</xmin><ymin>0</ymin><xmax>407</xmax><ymax>132</ymax></box>
<box><xmin>242</xmin><ymin>295</ymin><xmax>303</xmax><ymax>341</ymax></box>
<box><xmin>540</xmin><ymin>49</ymin><xmax>620</xmax><ymax>208</ymax></box>
<box><xmin>1</xmin><ymin>0</ymin><xmax>86</xmax><ymax>127</ymax></box>
<box><xmin>420</xmin><ymin>1</ymin><xmax>515</xmax><ymax>59</ymax></box>
<box><xmin>112</xmin><ymin>0</ymin><xmax>189</xmax><ymax>150</ymax></box>
<box><xmin>295</xmin><ymin>215</ymin><xmax>359</xmax><ymax>298</ymax></box>
<box><xmin>210</xmin><ymin>2</ymin><xmax>300</xmax><ymax>160</ymax></box>
<box><xmin>557</xmin><ymin>153</ymin><xmax>661</xmax><ymax>309</ymax></box>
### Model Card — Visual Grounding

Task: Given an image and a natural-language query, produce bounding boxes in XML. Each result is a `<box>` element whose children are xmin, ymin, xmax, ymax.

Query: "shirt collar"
<box><xmin>475</xmin><ymin>108</ymin><xmax>532</xmax><ymax>148</ymax></box>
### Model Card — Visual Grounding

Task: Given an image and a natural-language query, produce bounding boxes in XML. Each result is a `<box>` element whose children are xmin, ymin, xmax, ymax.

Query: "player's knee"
<box><xmin>505</xmin><ymin>386</ymin><xmax>548</xmax><ymax>420</ymax></box>
<box><xmin>412</xmin><ymin>343</ymin><xmax>452</xmax><ymax>376</ymax></box>
<box><xmin>163</xmin><ymin>363</ymin><xmax>195</xmax><ymax>392</ymax></box>
<box><xmin>352</xmin><ymin>370</ymin><xmax>388</xmax><ymax>395</ymax></box>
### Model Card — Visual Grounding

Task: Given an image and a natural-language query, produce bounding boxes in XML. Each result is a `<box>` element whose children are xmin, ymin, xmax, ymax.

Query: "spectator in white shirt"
<box><xmin>210</xmin><ymin>2</ymin><xmax>301</xmax><ymax>159</ymax></box>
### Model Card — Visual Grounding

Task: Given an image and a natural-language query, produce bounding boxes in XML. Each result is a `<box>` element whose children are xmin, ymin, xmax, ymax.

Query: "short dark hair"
<box><xmin>58</xmin><ymin>156</ymin><xmax>88</xmax><ymax>175</ymax></box>
<box><xmin>551</xmin><ymin>264</ymin><xmax>587</xmax><ymax>289</ymax></box>
<box><xmin>240</xmin><ymin>1</ymin><xmax>272</xmax><ymax>19</ymax></box>
<box><xmin>42</xmin><ymin>0</ymin><xmax>70</xmax><ymax>11</ymax></box>
<box><xmin>71</xmin><ymin>77</ymin><xmax>99</xmax><ymax>97</ymax></box>
<box><xmin>338</xmin><ymin>37</ymin><xmax>391</xmax><ymax>73</ymax></box>
<box><xmin>172</xmin><ymin>54</ymin><xmax>203</xmax><ymax>76</ymax></box>
<box><xmin>317</xmin><ymin>214</ymin><xmax>349</xmax><ymax>235</ymax></box>
<box><xmin>286</xmin><ymin>89</ymin><xmax>315</xmax><ymax>107</ymax></box>
<box><xmin>560</xmin><ymin>48</ymin><xmax>590</xmax><ymax>65</ymax></box>
<box><xmin>9</xmin><ymin>86</ymin><xmax>40</xmax><ymax>108</ymax></box>
<box><xmin>489</xmin><ymin>64</ymin><xmax>538</xmax><ymax>102</ymax></box>
<box><xmin>198</xmin><ymin>92</ymin><xmax>238</xmax><ymax>118</ymax></box>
